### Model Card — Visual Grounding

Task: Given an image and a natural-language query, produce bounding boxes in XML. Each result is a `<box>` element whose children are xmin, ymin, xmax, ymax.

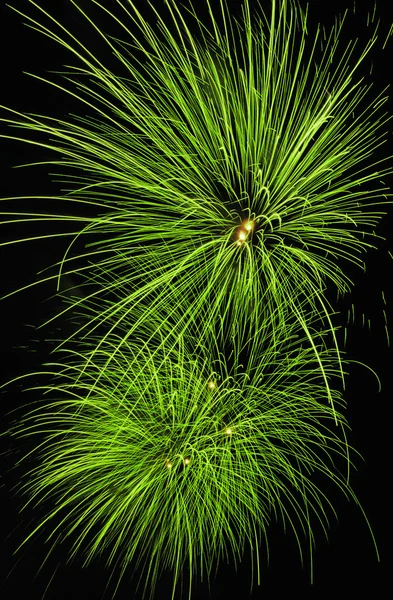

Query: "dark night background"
<box><xmin>0</xmin><ymin>1</ymin><xmax>391</xmax><ymax>598</ymax></box>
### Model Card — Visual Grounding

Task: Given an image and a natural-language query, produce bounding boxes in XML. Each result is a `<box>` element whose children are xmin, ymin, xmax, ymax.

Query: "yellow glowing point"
<box><xmin>238</xmin><ymin>231</ymin><xmax>246</xmax><ymax>241</ymax></box>
<box><xmin>225</xmin><ymin>427</ymin><xmax>232</xmax><ymax>435</ymax></box>
<box><xmin>183</xmin><ymin>458</ymin><xmax>191</xmax><ymax>466</ymax></box>
<box><xmin>245</xmin><ymin>221</ymin><xmax>253</xmax><ymax>231</ymax></box>
<box><xmin>208</xmin><ymin>380</ymin><xmax>216</xmax><ymax>389</ymax></box>
<box><xmin>236</xmin><ymin>240</ymin><xmax>242</xmax><ymax>246</ymax></box>
<box><xmin>165</xmin><ymin>459</ymin><xmax>172</xmax><ymax>469</ymax></box>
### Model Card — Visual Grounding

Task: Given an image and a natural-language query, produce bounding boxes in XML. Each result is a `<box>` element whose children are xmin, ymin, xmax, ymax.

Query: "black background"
<box><xmin>0</xmin><ymin>1</ymin><xmax>392</xmax><ymax>598</ymax></box>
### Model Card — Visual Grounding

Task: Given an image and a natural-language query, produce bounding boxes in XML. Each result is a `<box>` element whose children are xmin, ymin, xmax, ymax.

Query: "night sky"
<box><xmin>0</xmin><ymin>1</ymin><xmax>391</xmax><ymax>598</ymax></box>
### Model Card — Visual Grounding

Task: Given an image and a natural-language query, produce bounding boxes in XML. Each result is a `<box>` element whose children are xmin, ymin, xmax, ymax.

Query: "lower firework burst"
<box><xmin>3</xmin><ymin>311</ymin><xmax>376</xmax><ymax>600</ymax></box>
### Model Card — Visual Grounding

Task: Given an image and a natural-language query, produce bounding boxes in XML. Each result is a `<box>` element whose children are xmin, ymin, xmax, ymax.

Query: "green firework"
<box><xmin>0</xmin><ymin>0</ymin><xmax>391</xmax><ymax>362</ymax></box>
<box><xmin>4</xmin><ymin>312</ymin><xmax>372</xmax><ymax>600</ymax></box>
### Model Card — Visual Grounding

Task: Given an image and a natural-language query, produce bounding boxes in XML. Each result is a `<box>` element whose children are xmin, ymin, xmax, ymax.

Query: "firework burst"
<box><xmin>0</xmin><ymin>0</ymin><xmax>391</xmax><ymax>360</ymax></box>
<box><xmin>3</xmin><ymin>310</ymin><xmax>373</xmax><ymax>600</ymax></box>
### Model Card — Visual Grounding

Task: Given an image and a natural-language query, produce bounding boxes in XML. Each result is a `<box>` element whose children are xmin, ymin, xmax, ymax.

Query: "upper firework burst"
<box><xmin>1</xmin><ymin>0</ymin><xmax>391</xmax><ymax>351</ymax></box>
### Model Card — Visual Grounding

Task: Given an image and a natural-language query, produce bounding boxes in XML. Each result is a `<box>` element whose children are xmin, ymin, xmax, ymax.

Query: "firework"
<box><xmin>0</xmin><ymin>0</ymin><xmax>391</xmax><ymax>357</ymax></box>
<box><xmin>4</xmin><ymin>310</ymin><xmax>371</xmax><ymax>600</ymax></box>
